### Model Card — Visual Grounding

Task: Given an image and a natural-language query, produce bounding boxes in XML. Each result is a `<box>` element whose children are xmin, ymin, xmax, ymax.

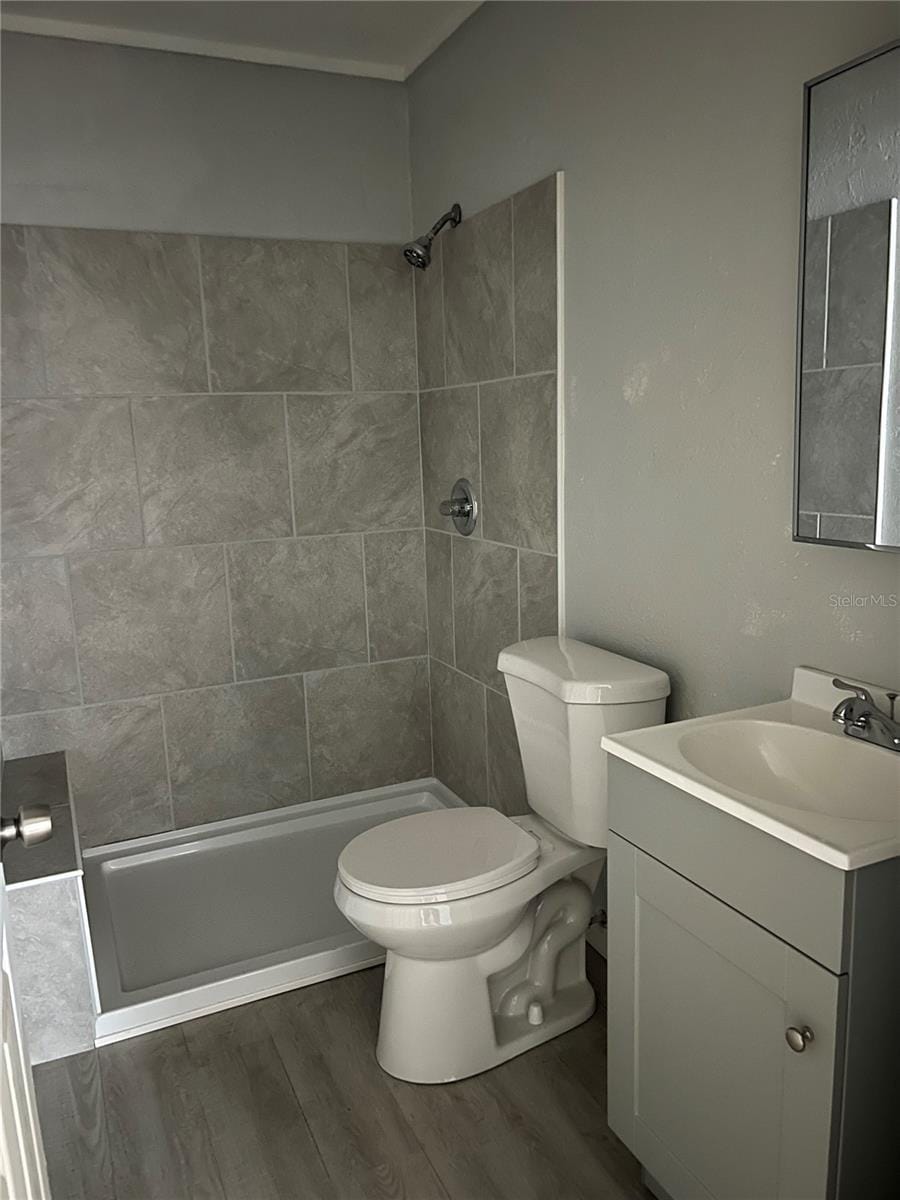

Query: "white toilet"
<box><xmin>334</xmin><ymin>636</ymin><xmax>670</xmax><ymax>1084</ymax></box>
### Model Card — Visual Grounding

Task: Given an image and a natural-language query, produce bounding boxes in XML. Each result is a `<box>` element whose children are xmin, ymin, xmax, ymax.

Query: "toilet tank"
<box><xmin>497</xmin><ymin>637</ymin><xmax>670</xmax><ymax>847</ymax></box>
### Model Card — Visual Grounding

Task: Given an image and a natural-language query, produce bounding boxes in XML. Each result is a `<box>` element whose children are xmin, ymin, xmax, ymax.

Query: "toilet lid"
<box><xmin>337</xmin><ymin>807</ymin><xmax>540</xmax><ymax>904</ymax></box>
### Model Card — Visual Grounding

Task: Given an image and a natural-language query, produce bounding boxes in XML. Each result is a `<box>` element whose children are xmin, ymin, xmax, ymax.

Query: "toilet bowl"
<box><xmin>335</xmin><ymin>809</ymin><xmax>603</xmax><ymax>1082</ymax></box>
<box><xmin>334</xmin><ymin>637</ymin><xmax>670</xmax><ymax>1083</ymax></box>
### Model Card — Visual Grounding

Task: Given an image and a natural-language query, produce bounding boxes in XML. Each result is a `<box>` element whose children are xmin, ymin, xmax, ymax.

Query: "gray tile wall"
<box><xmin>797</xmin><ymin>199</ymin><xmax>891</xmax><ymax>541</ymax></box>
<box><xmin>417</xmin><ymin>175</ymin><xmax>559</xmax><ymax>810</ymax></box>
<box><xmin>1</xmin><ymin>223</ymin><xmax>432</xmax><ymax>846</ymax></box>
<box><xmin>7</xmin><ymin>876</ymin><xmax>96</xmax><ymax>1064</ymax></box>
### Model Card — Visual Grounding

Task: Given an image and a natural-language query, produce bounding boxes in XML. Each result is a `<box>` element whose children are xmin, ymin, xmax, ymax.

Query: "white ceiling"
<box><xmin>0</xmin><ymin>1</ymin><xmax>482</xmax><ymax>81</ymax></box>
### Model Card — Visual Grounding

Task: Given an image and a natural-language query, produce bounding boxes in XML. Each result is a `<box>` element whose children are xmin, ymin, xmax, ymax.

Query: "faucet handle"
<box><xmin>832</xmin><ymin>678</ymin><xmax>876</xmax><ymax>705</ymax></box>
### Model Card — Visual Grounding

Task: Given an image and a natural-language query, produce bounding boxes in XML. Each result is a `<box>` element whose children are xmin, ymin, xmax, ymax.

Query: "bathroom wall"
<box><xmin>1</xmin><ymin>32</ymin><xmax>411</xmax><ymax>242</ymax></box>
<box><xmin>408</xmin><ymin>1</ymin><xmax>900</xmax><ymax>716</ymax></box>
<box><xmin>1</xmin><ymin>223</ymin><xmax>430</xmax><ymax>847</ymax></box>
<box><xmin>418</xmin><ymin>175</ymin><xmax>559</xmax><ymax>811</ymax></box>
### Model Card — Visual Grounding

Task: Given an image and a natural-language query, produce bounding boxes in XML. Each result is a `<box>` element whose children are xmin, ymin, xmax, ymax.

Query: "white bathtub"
<box><xmin>83</xmin><ymin>778</ymin><xmax>462</xmax><ymax>1044</ymax></box>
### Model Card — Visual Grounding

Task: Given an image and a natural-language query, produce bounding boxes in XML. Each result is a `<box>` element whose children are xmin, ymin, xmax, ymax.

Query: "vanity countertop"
<box><xmin>602</xmin><ymin>667</ymin><xmax>899</xmax><ymax>870</ymax></box>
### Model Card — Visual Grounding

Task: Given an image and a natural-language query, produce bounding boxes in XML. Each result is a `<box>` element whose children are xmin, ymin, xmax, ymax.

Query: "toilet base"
<box><xmin>375</xmin><ymin>941</ymin><xmax>596</xmax><ymax>1084</ymax></box>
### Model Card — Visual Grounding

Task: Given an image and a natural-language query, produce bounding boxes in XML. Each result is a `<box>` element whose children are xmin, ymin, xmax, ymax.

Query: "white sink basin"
<box><xmin>601</xmin><ymin>666</ymin><xmax>900</xmax><ymax>870</ymax></box>
<box><xmin>678</xmin><ymin>719</ymin><xmax>900</xmax><ymax>822</ymax></box>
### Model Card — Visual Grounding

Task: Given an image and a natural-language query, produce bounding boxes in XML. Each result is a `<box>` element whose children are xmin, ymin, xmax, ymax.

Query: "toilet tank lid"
<box><xmin>497</xmin><ymin>637</ymin><xmax>670</xmax><ymax>704</ymax></box>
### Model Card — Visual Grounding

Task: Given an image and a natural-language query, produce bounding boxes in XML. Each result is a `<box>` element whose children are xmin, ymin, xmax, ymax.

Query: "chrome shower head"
<box><xmin>402</xmin><ymin>203</ymin><xmax>461</xmax><ymax>270</ymax></box>
<box><xmin>403</xmin><ymin>236</ymin><xmax>432</xmax><ymax>270</ymax></box>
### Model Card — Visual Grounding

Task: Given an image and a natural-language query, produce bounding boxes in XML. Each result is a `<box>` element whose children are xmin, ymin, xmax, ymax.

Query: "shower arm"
<box><xmin>427</xmin><ymin>204</ymin><xmax>462</xmax><ymax>241</ymax></box>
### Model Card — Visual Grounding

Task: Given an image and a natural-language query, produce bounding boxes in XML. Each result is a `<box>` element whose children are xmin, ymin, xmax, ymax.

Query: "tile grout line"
<box><xmin>423</xmin><ymin>532</ymin><xmax>433</xmax><ymax>659</ymax></box>
<box><xmin>221</xmin><ymin>545</ymin><xmax>239</xmax><ymax>683</ymax></box>
<box><xmin>439</xmin><ymin>236</ymin><xmax>448</xmax><ymax>387</ymax></box>
<box><xmin>800</xmin><ymin>361</ymin><xmax>882</xmax><ymax>375</ymax></box>
<box><xmin>420</xmin><ymin>254</ymin><xmax>437</xmax><ymax>794</ymax></box>
<box><xmin>449</xmin><ymin>534</ymin><xmax>457</xmax><ymax>669</ymax></box>
<box><xmin>555</xmin><ymin>168</ymin><xmax>565</xmax><ymax>637</ymax></box>
<box><xmin>360</xmin><ymin>532</ymin><xmax>372</xmax><ymax>663</ymax></box>
<box><xmin>20</xmin><ymin>226</ymin><xmax>50</xmax><ymax>396</ymax></box>
<box><xmin>417</xmin><ymin>265</ymin><xmax>436</xmax><ymax>788</ymax></box>
<box><xmin>425</xmin><ymin>654</ymin><xmax>435</xmax><ymax>778</ymax></box>
<box><xmin>476</xmin><ymin>382</ymin><xmax>484</xmax><ymax>534</ymax></box>
<box><xmin>482</xmin><ymin>678</ymin><xmax>490</xmax><ymax>805</ymax></box>
<box><xmin>344</xmin><ymin>243</ymin><xmax>356</xmax><ymax>392</ymax></box>
<box><xmin>127</xmin><ymin>399</ymin><xmax>148</xmax><ymax>547</ymax></box>
<box><xmin>427</xmin><ymin>528</ymin><xmax>557</xmax><ymax>558</ymax></box>
<box><xmin>1</xmin><ymin>526</ymin><xmax>435</xmax><ymax>564</ymax></box>
<box><xmin>1</xmin><ymin>530</ymin><xmax>556</xmax><ymax>566</ymax></box>
<box><xmin>4</xmin><ymin>388</ymin><xmax>430</xmax><ymax>401</ymax></box>
<box><xmin>510</xmin><ymin>196</ymin><xmax>517</xmax><ymax>376</ymax></box>
<box><xmin>428</xmin><ymin>653</ymin><xmax>508</xmax><ymax>700</ymax></box>
<box><xmin>194</xmin><ymin>235</ymin><xmax>214</xmax><ymax>393</ymax></box>
<box><xmin>301</xmin><ymin>674</ymin><xmax>315</xmax><ymax>802</ymax></box>
<box><xmin>1</xmin><ymin>653</ymin><xmax>435</xmax><ymax>721</ymax></box>
<box><xmin>3</xmin><ymin>376</ymin><xmax>555</xmax><ymax>404</ymax></box>
<box><xmin>419</xmin><ymin>368</ymin><xmax>556</xmax><ymax>395</ymax></box>
<box><xmin>411</xmin><ymin>253</ymin><xmax>427</xmax><ymax>532</ymax></box>
<box><xmin>822</xmin><ymin>216</ymin><xmax>831</xmax><ymax>370</ymax></box>
<box><xmin>157</xmin><ymin>695</ymin><xmax>176</xmax><ymax>830</ymax></box>
<box><xmin>283</xmin><ymin>395</ymin><xmax>298</xmax><ymax>538</ymax></box>
<box><xmin>62</xmin><ymin>555</ymin><xmax>86</xmax><ymax>706</ymax></box>
<box><xmin>817</xmin><ymin>509</ymin><xmax>880</xmax><ymax>519</ymax></box>
<box><xmin>516</xmin><ymin>549</ymin><xmax>522</xmax><ymax>641</ymax></box>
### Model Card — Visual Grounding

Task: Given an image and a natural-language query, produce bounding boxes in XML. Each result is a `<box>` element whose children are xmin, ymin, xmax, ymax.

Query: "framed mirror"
<box><xmin>794</xmin><ymin>42</ymin><xmax>899</xmax><ymax>551</ymax></box>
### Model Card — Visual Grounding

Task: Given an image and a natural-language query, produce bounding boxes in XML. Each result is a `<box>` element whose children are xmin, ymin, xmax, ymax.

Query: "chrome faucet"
<box><xmin>832</xmin><ymin>679</ymin><xmax>900</xmax><ymax>753</ymax></box>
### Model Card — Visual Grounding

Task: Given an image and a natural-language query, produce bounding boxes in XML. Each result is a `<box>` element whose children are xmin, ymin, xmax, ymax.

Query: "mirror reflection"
<box><xmin>795</xmin><ymin>44</ymin><xmax>899</xmax><ymax>550</ymax></box>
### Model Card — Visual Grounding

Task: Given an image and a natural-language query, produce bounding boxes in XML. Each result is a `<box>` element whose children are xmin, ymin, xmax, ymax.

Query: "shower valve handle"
<box><xmin>439</xmin><ymin>497</ymin><xmax>472</xmax><ymax>517</ymax></box>
<box><xmin>439</xmin><ymin>479</ymin><xmax>478</xmax><ymax>536</ymax></box>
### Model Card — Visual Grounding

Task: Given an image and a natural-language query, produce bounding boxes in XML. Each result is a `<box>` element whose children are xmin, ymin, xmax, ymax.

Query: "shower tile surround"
<box><xmin>418</xmin><ymin>174</ymin><xmax>560</xmax><ymax>811</ymax></box>
<box><xmin>797</xmin><ymin>200</ymin><xmax>891</xmax><ymax>542</ymax></box>
<box><xmin>0</xmin><ymin>172</ymin><xmax>557</xmax><ymax>842</ymax></box>
<box><xmin>1</xmin><ymin>224</ymin><xmax>431</xmax><ymax>845</ymax></box>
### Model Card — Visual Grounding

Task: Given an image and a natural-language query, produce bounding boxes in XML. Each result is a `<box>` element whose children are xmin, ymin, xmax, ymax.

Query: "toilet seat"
<box><xmin>338</xmin><ymin>807</ymin><xmax>540</xmax><ymax>904</ymax></box>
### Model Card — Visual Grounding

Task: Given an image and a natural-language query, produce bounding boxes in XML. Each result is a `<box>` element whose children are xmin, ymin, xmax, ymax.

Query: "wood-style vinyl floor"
<box><xmin>33</xmin><ymin>951</ymin><xmax>649</xmax><ymax>1200</ymax></box>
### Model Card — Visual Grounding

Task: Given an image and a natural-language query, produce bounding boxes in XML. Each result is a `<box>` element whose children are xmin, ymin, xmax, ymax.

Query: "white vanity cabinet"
<box><xmin>606</xmin><ymin>759</ymin><xmax>897</xmax><ymax>1200</ymax></box>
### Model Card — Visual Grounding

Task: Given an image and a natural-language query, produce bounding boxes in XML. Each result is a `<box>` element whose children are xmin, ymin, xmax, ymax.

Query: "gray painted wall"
<box><xmin>408</xmin><ymin>1</ymin><xmax>900</xmax><ymax>718</ymax></box>
<box><xmin>1</xmin><ymin>33</ymin><xmax>411</xmax><ymax>242</ymax></box>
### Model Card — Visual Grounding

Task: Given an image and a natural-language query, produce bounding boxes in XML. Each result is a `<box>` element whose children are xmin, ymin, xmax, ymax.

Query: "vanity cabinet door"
<box><xmin>608</xmin><ymin>834</ymin><xmax>845</xmax><ymax>1200</ymax></box>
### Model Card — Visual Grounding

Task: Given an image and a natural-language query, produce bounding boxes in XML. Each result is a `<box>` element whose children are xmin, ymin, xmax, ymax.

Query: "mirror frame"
<box><xmin>792</xmin><ymin>39</ymin><xmax>900</xmax><ymax>554</ymax></box>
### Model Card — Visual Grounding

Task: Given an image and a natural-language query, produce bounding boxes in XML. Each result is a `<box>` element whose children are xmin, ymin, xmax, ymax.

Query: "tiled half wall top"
<box><xmin>0</xmin><ymin>172</ymin><xmax>560</xmax><ymax>845</ymax></box>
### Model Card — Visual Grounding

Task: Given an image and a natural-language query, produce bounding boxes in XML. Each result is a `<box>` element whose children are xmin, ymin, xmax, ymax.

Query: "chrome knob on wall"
<box><xmin>0</xmin><ymin>804</ymin><xmax>53</xmax><ymax>854</ymax></box>
<box><xmin>439</xmin><ymin>478</ymin><xmax>478</xmax><ymax>536</ymax></box>
<box><xmin>785</xmin><ymin>1025</ymin><xmax>814</xmax><ymax>1053</ymax></box>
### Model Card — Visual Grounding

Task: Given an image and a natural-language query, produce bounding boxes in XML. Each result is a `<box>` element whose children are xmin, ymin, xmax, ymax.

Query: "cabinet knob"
<box><xmin>785</xmin><ymin>1025</ymin><xmax>814</xmax><ymax>1053</ymax></box>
